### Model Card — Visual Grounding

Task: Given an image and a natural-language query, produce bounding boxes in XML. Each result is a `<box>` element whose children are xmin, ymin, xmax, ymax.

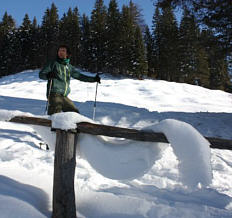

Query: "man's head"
<box><xmin>57</xmin><ymin>45</ymin><xmax>71</xmax><ymax>59</ymax></box>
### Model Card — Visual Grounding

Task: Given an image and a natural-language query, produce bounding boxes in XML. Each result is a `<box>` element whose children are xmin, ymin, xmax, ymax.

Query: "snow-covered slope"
<box><xmin>0</xmin><ymin>70</ymin><xmax>232</xmax><ymax>218</ymax></box>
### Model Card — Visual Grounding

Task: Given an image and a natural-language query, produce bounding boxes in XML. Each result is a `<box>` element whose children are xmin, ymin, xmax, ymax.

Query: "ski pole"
<box><xmin>45</xmin><ymin>79</ymin><xmax>53</xmax><ymax>115</ymax></box>
<box><xmin>93</xmin><ymin>74</ymin><xmax>99</xmax><ymax>121</ymax></box>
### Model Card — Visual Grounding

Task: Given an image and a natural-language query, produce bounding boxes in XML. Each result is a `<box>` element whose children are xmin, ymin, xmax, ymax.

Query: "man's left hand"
<box><xmin>95</xmin><ymin>74</ymin><xmax>101</xmax><ymax>83</ymax></box>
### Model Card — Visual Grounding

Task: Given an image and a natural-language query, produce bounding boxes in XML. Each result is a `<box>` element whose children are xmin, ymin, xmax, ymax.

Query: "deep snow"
<box><xmin>0</xmin><ymin>69</ymin><xmax>232</xmax><ymax>218</ymax></box>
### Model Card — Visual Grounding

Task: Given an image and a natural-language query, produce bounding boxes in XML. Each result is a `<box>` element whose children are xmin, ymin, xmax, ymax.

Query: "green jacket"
<box><xmin>39</xmin><ymin>59</ymin><xmax>96</xmax><ymax>97</ymax></box>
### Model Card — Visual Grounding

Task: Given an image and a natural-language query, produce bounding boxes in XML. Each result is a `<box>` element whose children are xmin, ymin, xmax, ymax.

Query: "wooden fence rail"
<box><xmin>9</xmin><ymin>115</ymin><xmax>232</xmax><ymax>150</ymax></box>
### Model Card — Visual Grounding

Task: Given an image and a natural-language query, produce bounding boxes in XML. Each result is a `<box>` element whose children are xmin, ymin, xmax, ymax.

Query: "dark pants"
<box><xmin>48</xmin><ymin>93</ymin><xmax>79</xmax><ymax>115</ymax></box>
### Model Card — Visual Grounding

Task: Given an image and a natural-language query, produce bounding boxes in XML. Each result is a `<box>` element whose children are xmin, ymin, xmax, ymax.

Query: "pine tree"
<box><xmin>80</xmin><ymin>14</ymin><xmax>92</xmax><ymax>70</ymax></box>
<box><xmin>200</xmin><ymin>29</ymin><xmax>231</xmax><ymax>90</ymax></box>
<box><xmin>151</xmin><ymin>6</ymin><xmax>162</xmax><ymax>78</ymax></box>
<box><xmin>18</xmin><ymin>14</ymin><xmax>33</xmax><ymax>70</ymax></box>
<box><xmin>0</xmin><ymin>12</ymin><xmax>16</xmax><ymax>76</ymax></box>
<box><xmin>72</xmin><ymin>7</ymin><xmax>82</xmax><ymax>66</ymax></box>
<box><xmin>119</xmin><ymin>3</ymin><xmax>147</xmax><ymax>78</ymax></box>
<box><xmin>119</xmin><ymin>5</ymin><xmax>135</xmax><ymax>75</ymax></box>
<box><xmin>210</xmin><ymin>58</ymin><xmax>230</xmax><ymax>90</ymax></box>
<box><xmin>157</xmin><ymin>0</ymin><xmax>232</xmax><ymax>60</ymax></box>
<box><xmin>179</xmin><ymin>10</ymin><xmax>212</xmax><ymax>87</ymax></box>
<box><xmin>30</xmin><ymin>17</ymin><xmax>41</xmax><ymax>69</ymax></box>
<box><xmin>194</xmin><ymin>0</ymin><xmax>231</xmax><ymax>54</ymax></box>
<box><xmin>0</xmin><ymin>12</ymin><xmax>15</xmax><ymax>37</ymax></box>
<box><xmin>59</xmin><ymin>7</ymin><xmax>81</xmax><ymax>66</ymax></box>
<box><xmin>105</xmin><ymin>0</ymin><xmax>121</xmax><ymax>74</ymax></box>
<box><xmin>157</xmin><ymin>4</ymin><xmax>179</xmax><ymax>81</ymax></box>
<box><xmin>133</xmin><ymin>25</ymin><xmax>148</xmax><ymax>78</ymax></box>
<box><xmin>41</xmin><ymin>3</ymin><xmax>59</xmax><ymax>62</ymax></box>
<box><xmin>179</xmin><ymin>9</ymin><xmax>199</xmax><ymax>84</ymax></box>
<box><xmin>144</xmin><ymin>25</ymin><xmax>155</xmax><ymax>77</ymax></box>
<box><xmin>90</xmin><ymin>0</ymin><xmax>108</xmax><ymax>72</ymax></box>
<box><xmin>195</xmin><ymin>47</ymin><xmax>210</xmax><ymax>87</ymax></box>
<box><xmin>128</xmin><ymin>0</ymin><xmax>146</xmax><ymax>33</ymax></box>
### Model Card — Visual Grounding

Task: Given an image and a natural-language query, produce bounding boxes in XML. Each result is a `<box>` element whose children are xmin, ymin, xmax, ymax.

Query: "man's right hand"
<box><xmin>47</xmin><ymin>71</ymin><xmax>57</xmax><ymax>80</ymax></box>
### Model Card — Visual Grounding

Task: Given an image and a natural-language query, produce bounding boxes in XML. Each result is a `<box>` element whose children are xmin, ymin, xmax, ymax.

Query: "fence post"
<box><xmin>52</xmin><ymin>129</ymin><xmax>78</xmax><ymax>218</ymax></box>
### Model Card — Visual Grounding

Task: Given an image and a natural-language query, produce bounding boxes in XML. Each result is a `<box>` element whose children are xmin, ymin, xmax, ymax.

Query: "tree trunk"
<box><xmin>52</xmin><ymin>129</ymin><xmax>78</xmax><ymax>218</ymax></box>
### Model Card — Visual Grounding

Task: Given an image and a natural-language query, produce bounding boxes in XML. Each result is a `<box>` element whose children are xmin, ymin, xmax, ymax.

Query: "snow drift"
<box><xmin>34</xmin><ymin>112</ymin><xmax>212</xmax><ymax>189</ymax></box>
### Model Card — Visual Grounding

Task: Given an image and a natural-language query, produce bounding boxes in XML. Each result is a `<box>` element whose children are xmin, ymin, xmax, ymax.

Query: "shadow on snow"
<box><xmin>0</xmin><ymin>95</ymin><xmax>231</xmax><ymax>140</ymax></box>
<box><xmin>0</xmin><ymin>175</ymin><xmax>51</xmax><ymax>217</ymax></box>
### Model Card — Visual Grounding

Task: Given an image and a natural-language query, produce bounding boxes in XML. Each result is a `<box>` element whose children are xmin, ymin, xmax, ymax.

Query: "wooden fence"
<box><xmin>9</xmin><ymin>116</ymin><xmax>232</xmax><ymax>149</ymax></box>
<box><xmin>8</xmin><ymin>115</ymin><xmax>232</xmax><ymax>218</ymax></box>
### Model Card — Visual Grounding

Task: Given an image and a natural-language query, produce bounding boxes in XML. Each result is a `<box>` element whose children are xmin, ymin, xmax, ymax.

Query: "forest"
<box><xmin>0</xmin><ymin>0</ymin><xmax>231</xmax><ymax>91</ymax></box>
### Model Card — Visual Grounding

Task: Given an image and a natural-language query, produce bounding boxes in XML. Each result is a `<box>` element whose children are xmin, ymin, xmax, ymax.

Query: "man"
<box><xmin>39</xmin><ymin>45</ymin><xmax>100</xmax><ymax>115</ymax></box>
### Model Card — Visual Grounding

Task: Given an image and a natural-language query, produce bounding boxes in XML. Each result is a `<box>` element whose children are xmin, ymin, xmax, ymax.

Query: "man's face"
<box><xmin>58</xmin><ymin>47</ymin><xmax>68</xmax><ymax>59</ymax></box>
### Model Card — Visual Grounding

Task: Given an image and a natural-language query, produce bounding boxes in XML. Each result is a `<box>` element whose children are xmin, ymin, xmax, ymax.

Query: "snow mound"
<box><xmin>148</xmin><ymin>119</ymin><xmax>212</xmax><ymax>189</ymax></box>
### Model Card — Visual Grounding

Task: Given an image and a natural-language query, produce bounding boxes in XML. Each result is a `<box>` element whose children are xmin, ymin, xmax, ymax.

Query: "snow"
<box><xmin>78</xmin><ymin>133</ymin><xmax>167</xmax><ymax>181</ymax></box>
<box><xmin>0</xmin><ymin>69</ymin><xmax>232</xmax><ymax>217</ymax></box>
<box><xmin>51</xmin><ymin>111</ymin><xmax>93</xmax><ymax>130</ymax></box>
<box><xmin>148</xmin><ymin>119</ymin><xmax>212</xmax><ymax>189</ymax></box>
<box><xmin>0</xmin><ymin>109</ymin><xmax>33</xmax><ymax>122</ymax></box>
<box><xmin>0</xmin><ymin>175</ymin><xmax>48</xmax><ymax>218</ymax></box>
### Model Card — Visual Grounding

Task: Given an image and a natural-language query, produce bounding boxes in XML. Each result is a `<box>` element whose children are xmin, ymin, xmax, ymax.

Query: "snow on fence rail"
<box><xmin>6</xmin><ymin>115</ymin><xmax>232</xmax><ymax>218</ymax></box>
